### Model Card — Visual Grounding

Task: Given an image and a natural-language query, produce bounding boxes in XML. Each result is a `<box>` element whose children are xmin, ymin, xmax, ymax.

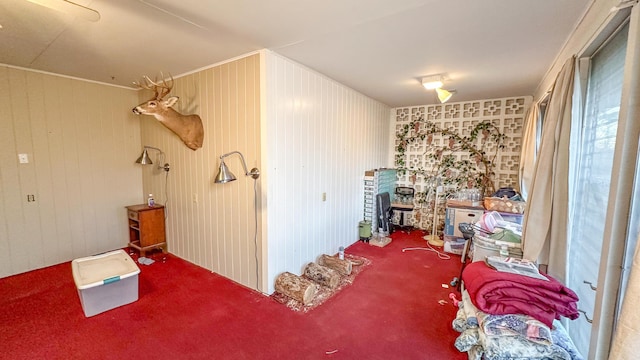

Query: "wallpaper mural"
<box><xmin>392</xmin><ymin>96</ymin><xmax>531</xmax><ymax>231</ymax></box>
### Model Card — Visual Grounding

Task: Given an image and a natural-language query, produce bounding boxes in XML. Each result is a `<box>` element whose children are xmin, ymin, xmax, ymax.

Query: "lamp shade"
<box><xmin>436</xmin><ymin>88</ymin><xmax>453</xmax><ymax>103</ymax></box>
<box><xmin>135</xmin><ymin>148</ymin><xmax>153</xmax><ymax>164</ymax></box>
<box><xmin>214</xmin><ymin>161</ymin><xmax>237</xmax><ymax>183</ymax></box>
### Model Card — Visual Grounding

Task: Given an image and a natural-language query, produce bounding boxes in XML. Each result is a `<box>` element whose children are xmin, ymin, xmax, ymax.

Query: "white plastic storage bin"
<box><xmin>498</xmin><ymin>212</ymin><xmax>524</xmax><ymax>225</ymax></box>
<box><xmin>471</xmin><ymin>237</ymin><xmax>523</xmax><ymax>262</ymax></box>
<box><xmin>72</xmin><ymin>249</ymin><xmax>140</xmax><ymax>317</ymax></box>
<box><xmin>443</xmin><ymin>236</ymin><xmax>466</xmax><ymax>255</ymax></box>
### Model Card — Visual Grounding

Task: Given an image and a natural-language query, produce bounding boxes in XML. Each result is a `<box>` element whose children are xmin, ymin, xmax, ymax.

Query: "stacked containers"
<box><xmin>363</xmin><ymin>168</ymin><xmax>396</xmax><ymax>234</ymax></box>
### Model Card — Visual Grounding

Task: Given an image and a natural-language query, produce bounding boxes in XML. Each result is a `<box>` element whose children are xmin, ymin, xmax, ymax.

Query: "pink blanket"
<box><xmin>462</xmin><ymin>261</ymin><xmax>579</xmax><ymax>327</ymax></box>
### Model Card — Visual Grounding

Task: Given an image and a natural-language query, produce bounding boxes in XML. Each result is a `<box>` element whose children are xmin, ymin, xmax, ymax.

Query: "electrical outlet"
<box><xmin>322</xmin><ymin>192</ymin><xmax>326</xmax><ymax>202</ymax></box>
<box><xmin>27</xmin><ymin>194</ymin><xmax>35</xmax><ymax>202</ymax></box>
<box><xmin>192</xmin><ymin>193</ymin><xmax>198</xmax><ymax>204</ymax></box>
<box><xmin>18</xmin><ymin>154</ymin><xmax>29</xmax><ymax>164</ymax></box>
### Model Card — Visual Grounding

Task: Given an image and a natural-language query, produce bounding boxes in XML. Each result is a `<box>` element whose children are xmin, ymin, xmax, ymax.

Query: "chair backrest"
<box><xmin>394</xmin><ymin>186</ymin><xmax>414</xmax><ymax>204</ymax></box>
<box><xmin>395</xmin><ymin>186</ymin><xmax>415</xmax><ymax>196</ymax></box>
<box><xmin>376</xmin><ymin>192</ymin><xmax>391</xmax><ymax>233</ymax></box>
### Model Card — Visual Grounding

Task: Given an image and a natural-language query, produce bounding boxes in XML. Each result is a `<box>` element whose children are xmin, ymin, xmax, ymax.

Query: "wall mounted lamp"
<box><xmin>214</xmin><ymin>150</ymin><xmax>261</xmax><ymax>290</ymax></box>
<box><xmin>421</xmin><ymin>74</ymin><xmax>456</xmax><ymax>104</ymax></box>
<box><xmin>135</xmin><ymin>146</ymin><xmax>170</xmax><ymax>172</ymax></box>
<box><xmin>214</xmin><ymin>151</ymin><xmax>260</xmax><ymax>183</ymax></box>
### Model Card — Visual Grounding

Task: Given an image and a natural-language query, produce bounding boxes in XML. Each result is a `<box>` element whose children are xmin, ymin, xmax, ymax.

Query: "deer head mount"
<box><xmin>132</xmin><ymin>74</ymin><xmax>204</xmax><ymax>151</ymax></box>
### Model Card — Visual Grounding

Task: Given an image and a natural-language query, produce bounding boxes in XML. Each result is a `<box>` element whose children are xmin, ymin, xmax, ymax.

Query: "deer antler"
<box><xmin>133</xmin><ymin>73</ymin><xmax>174</xmax><ymax>100</ymax></box>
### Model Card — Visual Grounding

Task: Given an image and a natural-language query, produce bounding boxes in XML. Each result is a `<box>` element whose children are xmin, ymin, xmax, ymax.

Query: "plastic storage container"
<box><xmin>498</xmin><ymin>212</ymin><xmax>524</xmax><ymax>225</ymax></box>
<box><xmin>471</xmin><ymin>235</ymin><xmax>523</xmax><ymax>262</ymax></box>
<box><xmin>72</xmin><ymin>249</ymin><xmax>140</xmax><ymax>317</ymax></box>
<box><xmin>443</xmin><ymin>236</ymin><xmax>466</xmax><ymax>255</ymax></box>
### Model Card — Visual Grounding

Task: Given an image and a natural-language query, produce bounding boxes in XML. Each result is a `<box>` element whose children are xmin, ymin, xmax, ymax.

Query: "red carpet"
<box><xmin>0</xmin><ymin>230</ymin><xmax>466</xmax><ymax>360</ymax></box>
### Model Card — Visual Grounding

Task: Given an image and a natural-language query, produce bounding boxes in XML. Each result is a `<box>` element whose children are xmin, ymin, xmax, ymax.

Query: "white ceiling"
<box><xmin>0</xmin><ymin>0</ymin><xmax>592</xmax><ymax>107</ymax></box>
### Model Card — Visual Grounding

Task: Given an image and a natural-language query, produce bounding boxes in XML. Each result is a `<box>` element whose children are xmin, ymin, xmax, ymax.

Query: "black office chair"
<box><xmin>376</xmin><ymin>192</ymin><xmax>393</xmax><ymax>235</ymax></box>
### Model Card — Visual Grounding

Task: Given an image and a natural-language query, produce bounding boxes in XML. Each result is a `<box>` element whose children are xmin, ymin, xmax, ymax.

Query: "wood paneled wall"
<box><xmin>262</xmin><ymin>51</ymin><xmax>391</xmax><ymax>293</ymax></box>
<box><xmin>1</xmin><ymin>51</ymin><xmax>389</xmax><ymax>295</ymax></box>
<box><xmin>139</xmin><ymin>54</ymin><xmax>262</xmax><ymax>290</ymax></box>
<box><xmin>0</xmin><ymin>66</ymin><xmax>142</xmax><ymax>278</ymax></box>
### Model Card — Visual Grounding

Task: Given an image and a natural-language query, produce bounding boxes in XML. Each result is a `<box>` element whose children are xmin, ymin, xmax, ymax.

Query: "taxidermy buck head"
<box><xmin>132</xmin><ymin>74</ymin><xmax>204</xmax><ymax>151</ymax></box>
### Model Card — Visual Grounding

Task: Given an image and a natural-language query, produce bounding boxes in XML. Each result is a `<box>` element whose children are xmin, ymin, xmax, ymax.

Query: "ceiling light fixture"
<box><xmin>421</xmin><ymin>75</ymin><xmax>444</xmax><ymax>90</ymax></box>
<box><xmin>421</xmin><ymin>74</ymin><xmax>455</xmax><ymax>103</ymax></box>
<box><xmin>27</xmin><ymin>0</ymin><xmax>101</xmax><ymax>22</ymax></box>
<box><xmin>436</xmin><ymin>88</ymin><xmax>454</xmax><ymax>103</ymax></box>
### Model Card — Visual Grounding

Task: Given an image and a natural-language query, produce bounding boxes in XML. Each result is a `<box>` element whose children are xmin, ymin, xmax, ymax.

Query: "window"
<box><xmin>565</xmin><ymin>22</ymin><xmax>628</xmax><ymax>357</ymax></box>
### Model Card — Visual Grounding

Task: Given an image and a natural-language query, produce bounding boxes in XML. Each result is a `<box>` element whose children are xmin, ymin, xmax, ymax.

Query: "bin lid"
<box><xmin>72</xmin><ymin>250</ymin><xmax>140</xmax><ymax>290</ymax></box>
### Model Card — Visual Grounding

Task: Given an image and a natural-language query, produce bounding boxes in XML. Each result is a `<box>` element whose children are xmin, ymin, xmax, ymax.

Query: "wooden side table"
<box><xmin>126</xmin><ymin>204</ymin><xmax>166</xmax><ymax>257</ymax></box>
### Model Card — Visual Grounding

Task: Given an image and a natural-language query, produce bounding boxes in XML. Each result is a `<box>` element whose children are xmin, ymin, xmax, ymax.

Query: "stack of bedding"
<box><xmin>452</xmin><ymin>261</ymin><xmax>582</xmax><ymax>360</ymax></box>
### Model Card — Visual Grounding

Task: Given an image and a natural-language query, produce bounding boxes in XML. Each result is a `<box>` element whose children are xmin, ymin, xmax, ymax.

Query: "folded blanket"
<box><xmin>551</xmin><ymin>320</ymin><xmax>584</xmax><ymax>360</ymax></box>
<box><xmin>478</xmin><ymin>312</ymin><xmax>552</xmax><ymax>346</ymax></box>
<box><xmin>462</xmin><ymin>261</ymin><xmax>579</xmax><ymax>327</ymax></box>
<box><xmin>478</xmin><ymin>325</ymin><xmax>558</xmax><ymax>360</ymax></box>
<box><xmin>452</xmin><ymin>307</ymin><xmax>469</xmax><ymax>332</ymax></box>
<box><xmin>461</xmin><ymin>289</ymin><xmax>479</xmax><ymax>327</ymax></box>
<box><xmin>479</xmin><ymin>323</ymin><xmax>576</xmax><ymax>360</ymax></box>
<box><xmin>454</xmin><ymin>328</ymin><xmax>480</xmax><ymax>352</ymax></box>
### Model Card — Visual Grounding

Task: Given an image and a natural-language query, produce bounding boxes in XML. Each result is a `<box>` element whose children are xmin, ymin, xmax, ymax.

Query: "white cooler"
<box><xmin>72</xmin><ymin>249</ymin><xmax>140</xmax><ymax>317</ymax></box>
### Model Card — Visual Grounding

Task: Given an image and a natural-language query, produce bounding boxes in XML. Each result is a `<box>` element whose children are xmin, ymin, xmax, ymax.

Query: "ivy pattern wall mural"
<box><xmin>392</xmin><ymin>96</ymin><xmax>531</xmax><ymax>231</ymax></box>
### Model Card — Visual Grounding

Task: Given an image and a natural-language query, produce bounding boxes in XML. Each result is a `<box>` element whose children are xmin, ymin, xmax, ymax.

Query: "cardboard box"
<box><xmin>444</xmin><ymin>207</ymin><xmax>485</xmax><ymax>238</ymax></box>
<box><xmin>72</xmin><ymin>250</ymin><xmax>140</xmax><ymax>317</ymax></box>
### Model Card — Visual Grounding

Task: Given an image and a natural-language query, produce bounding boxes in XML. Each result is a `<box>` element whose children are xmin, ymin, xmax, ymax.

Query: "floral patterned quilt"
<box><xmin>453</xmin><ymin>289</ymin><xmax>583</xmax><ymax>360</ymax></box>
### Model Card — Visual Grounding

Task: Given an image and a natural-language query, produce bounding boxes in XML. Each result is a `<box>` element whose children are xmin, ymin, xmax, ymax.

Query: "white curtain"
<box><xmin>521</xmin><ymin>56</ymin><xmax>575</xmax><ymax>283</ymax></box>
<box><xmin>610</xmin><ymin>237</ymin><xmax>640</xmax><ymax>359</ymax></box>
<box><xmin>518</xmin><ymin>101</ymin><xmax>541</xmax><ymax>201</ymax></box>
<box><xmin>605</xmin><ymin>3</ymin><xmax>640</xmax><ymax>359</ymax></box>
